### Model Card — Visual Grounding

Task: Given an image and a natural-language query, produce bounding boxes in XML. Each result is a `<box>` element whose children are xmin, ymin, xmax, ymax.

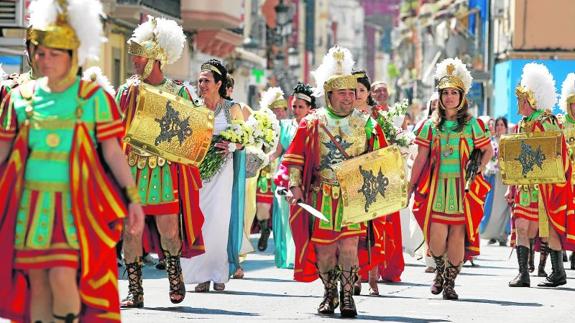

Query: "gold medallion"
<box><xmin>46</xmin><ymin>133</ymin><xmax>61</xmax><ymax>148</ymax></box>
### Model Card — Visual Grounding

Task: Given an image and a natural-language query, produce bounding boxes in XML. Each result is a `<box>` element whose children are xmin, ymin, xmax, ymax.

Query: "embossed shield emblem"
<box><xmin>332</xmin><ymin>145</ymin><xmax>408</xmax><ymax>226</ymax></box>
<box><xmin>499</xmin><ymin>131</ymin><xmax>566</xmax><ymax>185</ymax></box>
<box><xmin>124</xmin><ymin>83</ymin><xmax>215</xmax><ymax>166</ymax></box>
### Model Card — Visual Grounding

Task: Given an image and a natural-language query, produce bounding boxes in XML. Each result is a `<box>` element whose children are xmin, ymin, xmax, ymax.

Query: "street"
<box><xmin>119</xmin><ymin>237</ymin><xmax>575</xmax><ymax>322</ymax></box>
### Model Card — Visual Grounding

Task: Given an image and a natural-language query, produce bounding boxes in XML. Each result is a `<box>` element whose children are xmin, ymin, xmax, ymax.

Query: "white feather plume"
<box><xmin>28</xmin><ymin>0</ymin><xmax>60</xmax><ymax>31</ymax></box>
<box><xmin>28</xmin><ymin>0</ymin><xmax>106</xmax><ymax>66</ymax></box>
<box><xmin>520</xmin><ymin>63</ymin><xmax>557</xmax><ymax>110</ymax></box>
<box><xmin>82</xmin><ymin>66</ymin><xmax>115</xmax><ymax>96</ymax></box>
<box><xmin>130</xmin><ymin>16</ymin><xmax>186</xmax><ymax>65</ymax></box>
<box><xmin>259</xmin><ymin>87</ymin><xmax>284</xmax><ymax>110</ymax></box>
<box><xmin>560</xmin><ymin>73</ymin><xmax>575</xmax><ymax>113</ymax></box>
<box><xmin>434</xmin><ymin>57</ymin><xmax>472</xmax><ymax>93</ymax></box>
<box><xmin>311</xmin><ymin>46</ymin><xmax>355</xmax><ymax>97</ymax></box>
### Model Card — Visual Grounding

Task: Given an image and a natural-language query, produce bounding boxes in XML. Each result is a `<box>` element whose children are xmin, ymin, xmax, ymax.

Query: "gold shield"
<box><xmin>333</xmin><ymin>145</ymin><xmax>408</xmax><ymax>226</ymax></box>
<box><xmin>124</xmin><ymin>83</ymin><xmax>214</xmax><ymax>166</ymax></box>
<box><xmin>499</xmin><ymin>131</ymin><xmax>565</xmax><ymax>185</ymax></box>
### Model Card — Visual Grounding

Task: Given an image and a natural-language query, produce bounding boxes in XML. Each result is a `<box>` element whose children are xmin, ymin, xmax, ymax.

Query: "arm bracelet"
<box><xmin>124</xmin><ymin>185</ymin><xmax>142</xmax><ymax>204</ymax></box>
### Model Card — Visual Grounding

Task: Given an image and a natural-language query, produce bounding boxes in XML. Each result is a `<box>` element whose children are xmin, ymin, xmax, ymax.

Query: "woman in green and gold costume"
<box><xmin>409</xmin><ymin>58</ymin><xmax>493</xmax><ymax>300</ymax></box>
<box><xmin>270</xmin><ymin>82</ymin><xmax>315</xmax><ymax>269</ymax></box>
<box><xmin>0</xmin><ymin>0</ymin><xmax>144</xmax><ymax>322</ymax></box>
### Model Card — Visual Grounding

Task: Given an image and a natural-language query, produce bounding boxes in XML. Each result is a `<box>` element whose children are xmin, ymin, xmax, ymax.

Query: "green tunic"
<box><xmin>416</xmin><ymin>117</ymin><xmax>488</xmax><ymax>214</ymax></box>
<box><xmin>3</xmin><ymin>77</ymin><xmax>119</xmax><ymax>249</ymax></box>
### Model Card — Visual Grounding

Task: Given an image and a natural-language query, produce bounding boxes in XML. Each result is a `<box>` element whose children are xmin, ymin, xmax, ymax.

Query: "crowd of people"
<box><xmin>1</xmin><ymin>1</ymin><xmax>575</xmax><ymax>322</ymax></box>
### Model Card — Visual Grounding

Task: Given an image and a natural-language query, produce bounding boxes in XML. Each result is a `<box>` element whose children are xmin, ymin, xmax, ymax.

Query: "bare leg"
<box><xmin>316</xmin><ymin>243</ymin><xmax>338</xmax><ymax>273</ymax></box>
<box><xmin>49</xmin><ymin>267</ymin><xmax>80</xmax><ymax>322</ymax></box>
<box><xmin>429</xmin><ymin>222</ymin><xmax>448</xmax><ymax>257</ymax></box>
<box><xmin>446</xmin><ymin>224</ymin><xmax>465</xmax><ymax>266</ymax></box>
<box><xmin>338</xmin><ymin>237</ymin><xmax>360</xmax><ymax>317</ymax></box>
<box><xmin>29</xmin><ymin>269</ymin><xmax>53</xmax><ymax>322</ymax></box>
<box><xmin>155</xmin><ymin>213</ymin><xmax>185</xmax><ymax>302</ymax></box>
<box><xmin>316</xmin><ymin>242</ymin><xmax>339</xmax><ymax>315</ymax></box>
<box><xmin>155</xmin><ymin>213</ymin><xmax>182</xmax><ymax>255</ymax></box>
<box><xmin>515</xmin><ymin>218</ymin><xmax>533</xmax><ymax>248</ymax></box>
<box><xmin>123</xmin><ymin>217</ymin><xmax>144</xmax><ymax>263</ymax></box>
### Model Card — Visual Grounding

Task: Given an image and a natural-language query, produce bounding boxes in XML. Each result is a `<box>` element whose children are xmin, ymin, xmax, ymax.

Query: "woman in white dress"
<box><xmin>181</xmin><ymin>59</ymin><xmax>245</xmax><ymax>292</ymax></box>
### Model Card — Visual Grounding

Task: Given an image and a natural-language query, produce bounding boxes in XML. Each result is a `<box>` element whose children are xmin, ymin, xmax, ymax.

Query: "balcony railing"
<box><xmin>117</xmin><ymin>0</ymin><xmax>181</xmax><ymax>19</ymax></box>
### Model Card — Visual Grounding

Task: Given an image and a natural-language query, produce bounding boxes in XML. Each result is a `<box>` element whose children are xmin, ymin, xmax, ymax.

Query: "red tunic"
<box><xmin>280</xmin><ymin>111</ymin><xmax>394</xmax><ymax>282</ymax></box>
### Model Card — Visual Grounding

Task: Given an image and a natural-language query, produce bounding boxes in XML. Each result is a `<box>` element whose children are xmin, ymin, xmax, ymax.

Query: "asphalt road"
<box><xmin>118</xmin><ymin>238</ymin><xmax>575</xmax><ymax>322</ymax></box>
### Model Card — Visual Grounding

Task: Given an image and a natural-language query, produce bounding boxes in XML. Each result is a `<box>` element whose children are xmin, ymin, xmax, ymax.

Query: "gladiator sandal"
<box><xmin>353</xmin><ymin>279</ymin><xmax>362</xmax><ymax>296</ymax></box>
<box><xmin>528</xmin><ymin>239</ymin><xmax>535</xmax><ymax>273</ymax></box>
<box><xmin>537</xmin><ymin>249</ymin><xmax>567</xmax><ymax>287</ymax></box>
<box><xmin>431</xmin><ymin>254</ymin><xmax>445</xmax><ymax>295</ymax></box>
<box><xmin>120</xmin><ymin>258</ymin><xmax>144</xmax><ymax>308</ymax></box>
<box><xmin>164</xmin><ymin>249</ymin><xmax>186</xmax><ymax>304</ymax></box>
<box><xmin>317</xmin><ymin>267</ymin><xmax>340</xmax><ymax>315</ymax></box>
<box><xmin>509</xmin><ymin>245</ymin><xmax>530</xmax><ymax>287</ymax></box>
<box><xmin>442</xmin><ymin>261</ymin><xmax>461</xmax><ymax>300</ymax></box>
<box><xmin>537</xmin><ymin>241</ymin><xmax>549</xmax><ymax>277</ymax></box>
<box><xmin>53</xmin><ymin>312</ymin><xmax>80</xmax><ymax>323</ymax></box>
<box><xmin>257</xmin><ymin>220</ymin><xmax>271</xmax><ymax>251</ymax></box>
<box><xmin>339</xmin><ymin>266</ymin><xmax>359</xmax><ymax>318</ymax></box>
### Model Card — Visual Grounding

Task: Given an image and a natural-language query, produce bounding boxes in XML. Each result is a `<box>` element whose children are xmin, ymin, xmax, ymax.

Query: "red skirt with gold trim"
<box><xmin>14</xmin><ymin>188</ymin><xmax>80</xmax><ymax>270</ymax></box>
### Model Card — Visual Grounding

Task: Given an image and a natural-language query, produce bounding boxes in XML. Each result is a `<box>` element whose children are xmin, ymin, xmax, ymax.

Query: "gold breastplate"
<box><xmin>317</xmin><ymin>110</ymin><xmax>368</xmax><ymax>181</ymax></box>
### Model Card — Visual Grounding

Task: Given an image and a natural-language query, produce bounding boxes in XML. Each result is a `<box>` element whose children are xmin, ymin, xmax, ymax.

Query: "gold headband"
<box><xmin>294</xmin><ymin>93</ymin><xmax>312</xmax><ymax>103</ymax></box>
<box><xmin>515</xmin><ymin>85</ymin><xmax>537</xmax><ymax>108</ymax></box>
<box><xmin>324</xmin><ymin>74</ymin><xmax>358</xmax><ymax>93</ymax></box>
<box><xmin>269</xmin><ymin>98</ymin><xmax>288</xmax><ymax>109</ymax></box>
<box><xmin>201</xmin><ymin>63</ymin><xmax>222</xmax><ymax>75</ymax></box>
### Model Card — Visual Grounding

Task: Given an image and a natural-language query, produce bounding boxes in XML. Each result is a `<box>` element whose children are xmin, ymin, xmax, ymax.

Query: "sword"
<box><xmin>275</xmin><ymin>188</ymin><xmax>329</xmax><ymax>222</ymax></box>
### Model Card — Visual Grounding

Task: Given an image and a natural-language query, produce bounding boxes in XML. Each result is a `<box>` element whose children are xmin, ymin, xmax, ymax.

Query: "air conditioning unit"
<box><xmin>0</xmin><ymin>0</ymin><xmax>25</xmax><ymax>28</ymax></box>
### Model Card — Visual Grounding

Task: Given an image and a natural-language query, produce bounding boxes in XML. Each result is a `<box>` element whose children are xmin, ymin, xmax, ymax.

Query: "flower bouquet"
<box><xmin>245</xmin><ymin>109</ymin><xmax>280</xmax><ymax>178</ymax></box>
<box><xmin>199</xmin><ymin>119</ymin><xmax>254</xmax><ymax>182</ymax></box>
<box><xmin>376</xmin><ymin>99</ymin><xmax>412</xmax><ymax>148</ymax></box>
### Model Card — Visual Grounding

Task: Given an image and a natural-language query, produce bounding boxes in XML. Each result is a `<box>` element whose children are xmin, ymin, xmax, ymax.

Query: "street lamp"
<box><xmin>275</xmin><ymin>0</ymin><xmax>291</xmax><ymax>27</ymax></box>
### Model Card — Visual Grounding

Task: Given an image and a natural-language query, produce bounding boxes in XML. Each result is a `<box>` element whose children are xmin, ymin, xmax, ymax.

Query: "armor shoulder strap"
<box><xmin>78</xmin><ymin>79</ymin><xmax>101</xmax><ymax>100</ymax></box>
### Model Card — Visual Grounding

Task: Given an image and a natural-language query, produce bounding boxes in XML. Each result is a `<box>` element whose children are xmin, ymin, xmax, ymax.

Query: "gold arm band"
<box><xmin>288</xmin><ymin>168</ymin><xmax>303</xmax><ymax>188</ymax></box>
<box><xmin>124</xmin><ymin>185</ymin><xmax>142</xmax><ymax>204</ymax></box>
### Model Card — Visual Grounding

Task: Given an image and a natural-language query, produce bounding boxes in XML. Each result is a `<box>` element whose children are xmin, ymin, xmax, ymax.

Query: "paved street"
<box><xmin>119</xmin><ymin>237</ymin><xmax>575</xmax><ymax>322</ymax></box>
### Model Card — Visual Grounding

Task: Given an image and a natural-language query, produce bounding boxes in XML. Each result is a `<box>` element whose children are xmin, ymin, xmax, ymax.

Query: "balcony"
<box><xmin>181</xmin><ymin>0</ymin><xmax>243</xmax><ymax>30</ymax></box>
<box><xmin>195</xmin><ymin>29</ymin><xmax>243</xmax><ymax>57</ymax></box>
<box><xmin>115</xmin><ymin>0</ymin><xmax>181</xmax><ymax>24</ymax></box>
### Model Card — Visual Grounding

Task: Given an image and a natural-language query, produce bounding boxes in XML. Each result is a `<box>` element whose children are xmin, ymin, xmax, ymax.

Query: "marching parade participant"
<box><xmin>409</xmin><ymin>58</ymin><xmax>493</xmax><ymax>300</ymax></box>
<box><xmin>505</xmin><ymin>63</ymin><xmax>575</xmax><ymax>288</ymax></box>
<box><xmin>253</xmin><ymin>87</ymin><xmax>287</xmax><ymax>251</ymax></box>
<box><xmin>278</xmin><ymin>46</ymin><xmax>392</xmax><ymax>317</ymax></box>
<box><xmin>0</xmin><ymin>27</ymin><xmax>40</xmax><ymax>106</ymax></box>
<box><xmin>181</xmin><ymin>59</ymin><xmax>247</xmax><ymax>292</ymax></box>
<box><xmin>0</xmin><ymin>0</ymin><xmax>144</xmax><ymax>321</ymax></box>
<box><xmin>117</xmin><ymin>16</ymin><xmax>205</xmax><ymax>307</ymax></box>
<box><xmin>559</xmin><ymin>72</ymin><xmax>575</xmax><ymax>270</ymax></box>
<box><xmin>270</xmin><ymin>82</ymin><xmax>316</xmax><ymax>269</ymax></box>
